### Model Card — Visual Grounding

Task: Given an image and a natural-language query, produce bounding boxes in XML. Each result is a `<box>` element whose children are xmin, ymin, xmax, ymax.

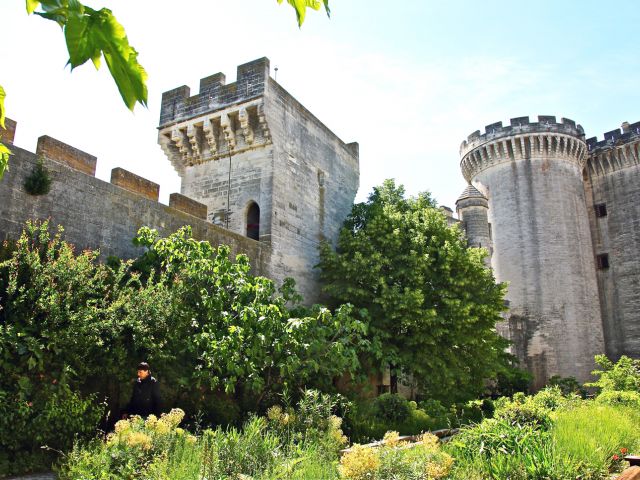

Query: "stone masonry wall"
<box><xmin>584</xmin><ymin>123</ymin><xmax>640</xmax><ymax>360</ymax></box>
<box><xmin>0</xmin><ymin>143</ymin><xmax>269</xmax><ymax>274</ymax></box>
<box><xmin>263</xmin><ymin>78</ymin><xmax>359</xmax><ymax>302</ymax></box>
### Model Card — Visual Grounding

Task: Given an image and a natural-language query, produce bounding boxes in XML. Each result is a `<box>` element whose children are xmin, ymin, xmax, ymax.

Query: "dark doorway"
<box><xmin>247</xmin><ymin>202</ymin><xmax>260</xmax><ymax>240</ymax></box>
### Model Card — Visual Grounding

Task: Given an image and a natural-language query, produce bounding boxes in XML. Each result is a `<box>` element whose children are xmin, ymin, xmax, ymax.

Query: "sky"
<box><xmin>1</xmin><ymin>1</ymin><xmax>639</xmax><ymax>210</ymax></box>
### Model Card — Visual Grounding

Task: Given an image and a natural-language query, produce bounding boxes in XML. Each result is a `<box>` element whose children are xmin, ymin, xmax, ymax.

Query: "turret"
<box><xmin>456</xmin><ymin>183</ymin><xmax>492</xmax><ymax>261</ymax></box>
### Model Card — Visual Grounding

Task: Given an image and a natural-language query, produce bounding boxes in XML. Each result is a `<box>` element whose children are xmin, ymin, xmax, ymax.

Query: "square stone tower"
<box><xmin>158</xmin><ymin>58</ymin><xmax>359</xmax><ymax>301</ymax></box>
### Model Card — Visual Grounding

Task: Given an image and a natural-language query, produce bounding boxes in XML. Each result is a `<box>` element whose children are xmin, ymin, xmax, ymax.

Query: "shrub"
<box><xmin>0</xmin><ymin>382</ymin><xmax>104</xmax><ymax>476</ymax></box>
<box><xmin>595</xmin><ymin>390</ymin><xmax>640</xmax><ymax>408</ymax></box>
<box><xmin>339</xmin><ymin>432</ymin><xmax>453</xmax><ymax>480</ymax></box>
<box><xmin>587</xmin><ymin>355</ymin><xmax>640</xmax><ymax>393</ymax></box>
<box><xmin>548</xmin><ymin>375</ymin><xmax>587</xmax><ymax>397</ymax></box>
<box><xmin>23</xmin><ymin>157</ymin><xmax>52</xmax><ymax>195</ymax></box>
<box><xmin>373</xmin><ymin>393</ymin><xmax>411</xmax><ymax>423</ymax></box>
<box><xmin>201</xmin><ymin>416</ymin><xmax>281</xmax><ymax>479</ymax></box>
<box><xmin>59</xmin><ymin>409</ymin><xmax>197</xmax><ymax>479</ymax></box>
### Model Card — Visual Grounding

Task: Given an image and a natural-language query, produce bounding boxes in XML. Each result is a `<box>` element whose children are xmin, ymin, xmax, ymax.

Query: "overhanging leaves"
<box><xmin>0</xmin><ymin>143</ymin><xmax>11</xmax><ymax>178</ymax></box>
<box><xmin>277</xmin><ymin>0</ymin><xmax>330</xmax><ymax>27</ymax></box>
<box><xmin>29</xmin><ymin>1</ymin><xmax>148</xmax><ymax>110</ymax></box>
<box><xmin>0</xmin><ymin>85</ymin><xmax>6</xmax><ymax>129</ymax></box>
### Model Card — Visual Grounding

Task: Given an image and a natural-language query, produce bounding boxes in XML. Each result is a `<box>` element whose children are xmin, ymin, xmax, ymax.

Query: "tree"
<box><xmin>318</xmin><ymin>179</ymin><xmax>512</xmax><ymax>403</ymax></box>
<box><xmin>131</xmin><ymin>225</ymin><xmax>367</xmax><ymax>411</ymax></box>
<box><xmin>0</xmin><ymin>0</ymin><xmax>331</xmax><ymax>177</ymax></box>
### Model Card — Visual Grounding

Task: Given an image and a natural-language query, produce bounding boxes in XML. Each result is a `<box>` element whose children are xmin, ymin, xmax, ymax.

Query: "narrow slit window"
<box><xmin>596</xmin><ymin>253</ymin><xmax>609</xmax><ymax>270</ymax></box>
<box><xmin>246</xmin><ymin>202</ymin><xmax>260</xmax><ymax>241</ymax></box>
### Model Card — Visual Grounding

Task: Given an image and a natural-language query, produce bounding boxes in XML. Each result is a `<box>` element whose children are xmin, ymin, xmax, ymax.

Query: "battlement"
<box><xmin>585</xmin><ymin>121</ymin><xmax>640</xmax><ymax>177</ymax></box>
<box><xmin>460</xmin><ymin>115</ymin><xmax>585</xmax><ymax>157</ymax></box>
<box><xmin>1</xmin><ymin>118</ymin><xmax>17</xmax><ymax>144</ymax></box>
<box><xmin>37</xmin><ymin>135</ymin><xmax>97</xmax><ymax>176</ymax></box>
<box><xmin>3</xmin><ymin>120</ymin><xmax>210</xmax><ymax>221</ymax></box>
<box><xmin>159</xmin><ymin>57</ymin><xmax>270</xmax><ymax>128</ymax></box>
<box><xmin>585</xmin><ymin>121</ymin><xmax>640</xmax><ymax>152</ymax></box>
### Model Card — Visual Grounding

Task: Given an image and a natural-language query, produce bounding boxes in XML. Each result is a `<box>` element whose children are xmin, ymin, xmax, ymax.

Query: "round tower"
<box><xmin>456</xmin><ymin>184</ymin><xmax>492</xmax><ymax>259</ymax></box>
<box><xmin>459</xmin><ymin>115</ymin><xmax>605</xmax><ymax>389</ymax></box>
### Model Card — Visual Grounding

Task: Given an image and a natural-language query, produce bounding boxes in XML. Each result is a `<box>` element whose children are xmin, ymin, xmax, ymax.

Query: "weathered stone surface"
<box><xmin>584</xmin><ymin>127</ymin><xmax>640</xmax><ymax>360</ymax></box>
<box><xmin>1</xmin><ymin>117</ymin><xmax>17</xmax><ymax>144</ymax></box>
<box><xmin>111</xmin><ymin>167</ymin><xmax>160</xmax><ymax>202</ymax></box>
<box><xmin>36</xmin><ymin>135</ymin><xmax>97</xmax><ymax>176</ymax></box>
<box><xmin>169</xmin><ymin>193</ymin><xmax>208</xmax><ymax>219</ymax></box>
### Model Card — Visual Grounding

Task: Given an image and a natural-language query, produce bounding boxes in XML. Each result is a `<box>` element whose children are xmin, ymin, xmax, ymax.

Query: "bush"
<box><xmin>0</xmin><ymin>382</ymin><xmax>104</xmax><ymax>476</ymax></box>
<box><xmin>587</xmin><ymin>355</ymin><xmax>640</xmax><ymax>393</ymax></box>
<box><xmin>339</xmin><ymin>432</ymin><xmax>453</xmax><ymax>480</ymax></box>
<box><xmin>59</xmin><ymin>409</ymin><xmax>198</xmax><ymax>479</ymax></box>
<box><xmin>447</xmin><ymin>418</ymin><xmax>555</xmax><ymax>479</ymax></box>
<box><xmin>372</xmin><ymin>393</ymin><xmax>411</xmax><ymax>423</ymax></box>
<box><xmin>346</xmin><ymin>397</ymin><xmax>436</xmax><ymax>442</ymax></box>
<box><xmin>595</xmin><ymin>390</ymin><xmax>640</xmax><ymax>408</ymax></box>
<box><xmin>23</xmin><ymin>157</ymin><xmax>52</xmax><ymax>195</ymax></box>
<box><xmin>60</xmin><ymin>393</ymin><xmax>350</xmax><ymax>480</ymax></box>
<box><xmin>547</xmin><ymin>375</ymin><xmax>587</xmax><ymax>397</ymax></box>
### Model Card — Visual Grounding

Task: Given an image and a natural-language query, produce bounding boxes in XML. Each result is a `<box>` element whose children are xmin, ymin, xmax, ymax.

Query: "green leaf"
<box><xmin>0</xmin><ymin>85</ymin><xmax>6</xmax><ymax>129</ymax></box>
<box><xmin>64</xmin><ymin>9</ymin><xmax>96</xmax><ymax>68</ymax></box>
<box><xmin>0</xmin><ymin>142</ymin><xmax>11</xmax><ymax>178</ymax></box>
<box><xmin>91</xmin><ymin>9</ymin><xmax>148</xmax><ymax>110</ymax></box>
<box><xmin>277</xmin><ymin>0</ymin><xmax>324</xmax><ymax>26</ymax></box>
<box><xmin>26</xmin><ymin>0</ymin><xmax>40</xmax><ymax>15</ymax></box>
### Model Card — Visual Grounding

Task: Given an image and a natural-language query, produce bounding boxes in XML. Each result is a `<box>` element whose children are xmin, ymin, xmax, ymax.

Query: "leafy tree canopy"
<box><xmin>318</xmin><ymin>179</ymin><xmax>513</xmax><ymax>403</ymax></box>
<box><xmin>0</xmin><ymin>221</ymin><xmax>366</xmax><ymax>432</ymax></box>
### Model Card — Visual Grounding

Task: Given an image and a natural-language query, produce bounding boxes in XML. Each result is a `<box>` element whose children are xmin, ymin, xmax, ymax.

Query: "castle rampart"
<box><xmin>460</xmin><ymin>115</ymin><xmax>604</xmax><ymax>389</ymax></box>
<box><xmin>0</xmin><ymin>120</ymin><xmax>269</xmax><ymax>275</ymax></box>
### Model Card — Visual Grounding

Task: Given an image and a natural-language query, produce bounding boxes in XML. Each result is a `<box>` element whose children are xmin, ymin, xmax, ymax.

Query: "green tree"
<box><xmin>0</xmin><ymin>0</ymin><xmax>330</xmax><ymax>177</ymax></box>
<box><xmin>318</xmin><ymin>179</ymin><xmax>512</xmax><ymax>403</ymax></box>
<box><xmin>131</xmin><ymin>225</ymin><xmax>367</xmax><ymax>411</ymax></box>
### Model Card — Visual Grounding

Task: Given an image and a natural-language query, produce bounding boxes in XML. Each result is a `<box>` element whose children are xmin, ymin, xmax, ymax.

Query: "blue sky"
<box><xmin>1</xmin><ymin>1</ymin><xmax>638</xmax><ymax>210</ymax></box>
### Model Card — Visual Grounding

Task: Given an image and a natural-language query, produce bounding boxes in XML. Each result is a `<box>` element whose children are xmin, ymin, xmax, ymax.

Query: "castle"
<box><xmin>0</xmin><ymin>58</ymin><xmax>638</xmax><ymax>390</ymax></box>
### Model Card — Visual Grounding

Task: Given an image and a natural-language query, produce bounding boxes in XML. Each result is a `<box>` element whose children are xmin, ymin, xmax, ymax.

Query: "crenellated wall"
<box><xmin>0</xmin><ymin>120</ymin><xmax>269</xmax><ymax>275</ymax></box>
<box><xmin>583</xmin><ymin>121</ymin><xmax>640</xmax><ymax>360</ymax></box>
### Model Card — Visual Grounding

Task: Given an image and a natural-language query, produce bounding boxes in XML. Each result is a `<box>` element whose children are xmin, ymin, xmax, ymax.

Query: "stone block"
<box><xmin>169</xmin><ymin>193</ymin><xmax>207</xmax><ymax>219</ymax></box>
<box><xmin>36</xmin><ymin>135</ymin><xmax>97</xmax><ymax>176</ymax></box>
<box><xmin>1</xmin><ymin>118</ymin><xmax>17</xmax><ymax>144</ymax></box>
<box><xmin>110</xmin><ymin>167</ymin><xmax>159</xmax><ymax>201</ymax></box>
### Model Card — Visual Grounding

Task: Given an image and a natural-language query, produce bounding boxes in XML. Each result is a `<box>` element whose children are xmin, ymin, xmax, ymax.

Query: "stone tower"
<box><xmin>158</xmin><ymin>58</ymin><xmax>360</xmax><ymax>302</ymax></box>
<box><xmin>455</xmin><ymin>184</ymin><xmax>492</xmax><ymax>260</ymax></box>
<box><xmin>459</xmin><ymin>116</ymin><xmax>605</xmax><ymax>389</ymax></box>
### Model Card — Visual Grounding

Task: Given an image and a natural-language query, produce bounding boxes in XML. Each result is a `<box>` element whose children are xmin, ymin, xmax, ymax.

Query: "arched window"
<box><xmin>246</xmin><ymin>202</ymin><xmax>260</xmax><ymax>240</ymax></box>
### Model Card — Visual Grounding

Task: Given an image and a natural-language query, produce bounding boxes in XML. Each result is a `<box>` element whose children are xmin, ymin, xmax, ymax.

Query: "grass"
<box><xmin>552</xmin><ymin>403</ymin><xmax>640</xmax><ymax>472</ymax></box>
